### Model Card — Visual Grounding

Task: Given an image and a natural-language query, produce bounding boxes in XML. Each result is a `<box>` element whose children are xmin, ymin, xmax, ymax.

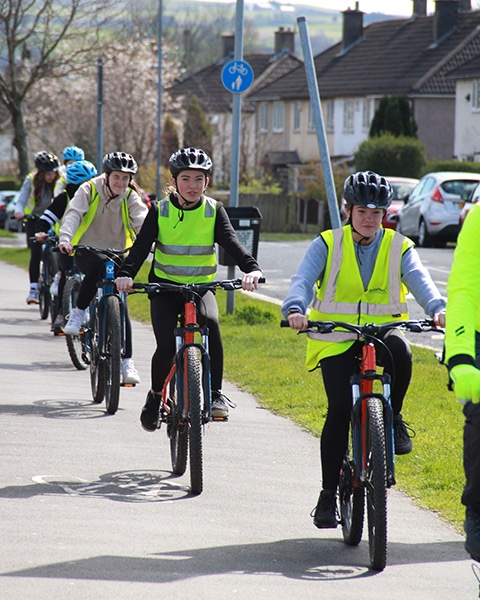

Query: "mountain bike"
<box><xmin>132</xmin><ymin>278</ymin><xmax>264</xmax><ymax>495</ymax></box>
<box><xmin>281</xmin><ymin>318</ymin><xmax>439</xmax><ymax>571</ymax></box>
<box><xmin>66</xmin><ymin>246</ymin><xmax>131</xmax><ymax>414</ymax></box>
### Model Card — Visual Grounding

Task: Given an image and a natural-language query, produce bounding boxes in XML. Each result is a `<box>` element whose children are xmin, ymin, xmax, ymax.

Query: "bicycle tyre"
<box><xmin>365</xmin><ymin>397</ymin><xmax>388</xmax><ymax>571</ymax></box>
<box><xmin>339</xmin><ymin>424</ymin><xmax>364</xmax><ymax>546</ymax></box>
<box><xmin>168</xmin><ymin>373</ymin><xmax>188</xmax><ymax>475</ymax></box>
<box><xmin>104</xmin><ymin>296</ymin><xmax>121</xmax><ymax>415</ymax></box>
<box><xmin>90</xmin><ymin>302</ymin><xmax>106</xmax><ymax>404</ymax></box>
<box><xmin>185</xmin><ymin>346</ymin><xmax>203</xmax><ymax>495</ymax></box>
<box><xmin>63</xmin><ymin>277</ymin><xmax>88</xmax><ymax>370</ymax></box>
<box><xmin>38</xmin><ymin>254</ymin><xmax>50</xmax><ymax>320</ymax></box>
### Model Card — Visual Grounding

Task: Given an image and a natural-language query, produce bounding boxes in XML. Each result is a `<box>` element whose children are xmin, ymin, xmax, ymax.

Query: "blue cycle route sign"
<box><xmin>221</xmin><ymin>60</ymin><xmax>254</xmax><ymax>93</ymax></box>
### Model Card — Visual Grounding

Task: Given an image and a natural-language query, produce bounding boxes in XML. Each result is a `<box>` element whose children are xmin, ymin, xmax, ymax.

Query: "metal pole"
<box><xmin>226</xmin><ymin>0</ymin><xmax>245</xmax><ymax>314</ymax></box>
<box><xmin>96</xmin><ymin>57</ymin><xmax>103</xmax><ymax>173</ymax></box>
<box><xmin>297</xmin><ymin>16</ymin><xmax>341</xmax><ymax>229</ymax></box>
<box><xmin>156</xmin><ymin>0</ymin><xmax>163</xmax><ymax>199</ymax></box>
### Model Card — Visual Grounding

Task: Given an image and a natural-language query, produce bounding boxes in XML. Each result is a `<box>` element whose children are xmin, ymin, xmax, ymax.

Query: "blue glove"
<box><xmin>450</xmin><ymin>364</ymin><xmax>480</xmax><ymax>403</ymax></box>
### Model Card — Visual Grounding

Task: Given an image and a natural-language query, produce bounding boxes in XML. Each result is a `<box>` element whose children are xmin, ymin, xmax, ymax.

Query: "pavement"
<box><xmin>0</xmin><ymin>249</ymin><xmax>478</xmax><ymax>599</ymax></box>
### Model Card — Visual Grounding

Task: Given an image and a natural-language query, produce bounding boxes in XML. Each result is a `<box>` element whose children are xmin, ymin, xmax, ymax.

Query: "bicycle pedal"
<box><xmin>121</xmin><ymin>382</ymin><xmax>136</xmax><ymax>388</ymax></box>
<box><xmin>211</xmin><ymin>416</ymin><xmax>229</xmax><ymax>422</ymax></box>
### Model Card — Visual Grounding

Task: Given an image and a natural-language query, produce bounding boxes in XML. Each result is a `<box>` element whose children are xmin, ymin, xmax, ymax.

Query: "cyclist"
<box><xmin>35</xmin><ymin>160</ymin><xmax>98</xmax><ymax>334</ymax></box>
<box><xmin>115</xmin><ymin>147</ymin><xmax>263</xmax><ymax>429</ymax></box>
<box><xmin>58</xmin><ymin>152</ymin><xmax>148</xmax><ymax>385</ymax></box>
<box><xmin>281</xmin><ymin>171</ymin><xmax>446</xmax><ymax>529</ymax></box>
<box><xmin>55</xmin><ymin>146</ymin><xmax>85</xmax><ymax>196</ymax></box>
<box><xmin>445</xmin><ymin>202</ymin><xmax>480</xmax><ymax>563</ymax></box>
<box><xmin>15</xmin><ymin>151</ymin><xmax>60</xmax><ymax>304</ymax></box>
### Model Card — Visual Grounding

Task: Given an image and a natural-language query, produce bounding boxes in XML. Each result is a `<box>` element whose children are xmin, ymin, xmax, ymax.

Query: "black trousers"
<box><xmin>149</xmin><ymin>289</ymin><xmax>222</xmax><ymax>394</ymax></box>
<box><xmin>462</xmin><ymin>332</ymin><xmax>480</xmax><ymax>507</ymax></box>
<box><xmin>25</xmin><ymin>218</ymin><xmax>42</xmax><ymax>284</ymax></box>
<box><xmin>319</xmin><ymin>329</ymin><xmax>412</xmax><ymax>491</ymax></box>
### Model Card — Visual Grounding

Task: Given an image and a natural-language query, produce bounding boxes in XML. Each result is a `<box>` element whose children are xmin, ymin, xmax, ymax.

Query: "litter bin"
<box><xmin>218</xmin><ymin>206</ymin><xmax>262</xmax><ymax>266</ymax></box>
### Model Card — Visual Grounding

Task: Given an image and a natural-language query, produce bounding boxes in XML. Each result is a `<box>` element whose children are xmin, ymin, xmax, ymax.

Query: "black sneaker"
<box><xmin>312</xmin><ymin>489</ymin><xmax>338</xmax><ymax>529</ymax></box>
<box><xmin>211</xmin><ymin>392</ymin><xmax>236</xmax><ymax>420</ymax></box>
<box><xmin>140</xmin><ymin>391</ymin><xmax>161</xmax><ymax>432</ymax></box>
<box><xmin>394</xmin><ymin>414</ymin><xmax>414</xmax><ymax>455</ymax></box>
<box><xmin>465</xmin><ymin>505</ymin><xmax>480</xmax><ymax>562</ymax></box>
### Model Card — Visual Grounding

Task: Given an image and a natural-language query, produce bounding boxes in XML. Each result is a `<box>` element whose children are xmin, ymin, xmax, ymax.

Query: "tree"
<box><xmin>369</xmin><ymin>95</ymin><xmax>417</xmax><ymax>138</ymax></box>
<box><xmin>355</xmin><ymin>134</ymin><xmax>426</xmax><ymax>178</ymax></box>
<box><xmin>183</xmin><ymin>95</ymin><xmax>212</xmax><ymax>157</ymax></box>
<box><xmin>162</xmin><ymin>115</ymin><xmax>180</xmax><ymax>167</ymax></box>
<box><xmin>0</xmin><ymin>0</ymin><xmax>116</xmax><ymax>178</ymax></box>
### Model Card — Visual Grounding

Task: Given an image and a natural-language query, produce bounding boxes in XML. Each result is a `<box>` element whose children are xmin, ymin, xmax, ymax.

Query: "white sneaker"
<box><xmin>122</xmin><ymin>358</ymin><xmax>141</xmax><ymax>385</ymax></box>
<box><xmin>63</xmin><ymin>308</ymin><xmax>85</xmax><ymax>336</ymax></box>
<box><xmin>26</xmin><ymin>287</ymin><xmax>39</xmax><ymax>304</ymax></box>
<box><xmin>49</xmin><ymin>273</ymin><xmax>61</xmax><ymax>297</ymax></box>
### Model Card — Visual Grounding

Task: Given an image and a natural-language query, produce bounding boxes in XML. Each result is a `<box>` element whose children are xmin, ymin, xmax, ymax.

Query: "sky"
<box><xmin>195</xmin><ymin>0</ymin><xmax>437</xmax><ymax>17</ymax></box>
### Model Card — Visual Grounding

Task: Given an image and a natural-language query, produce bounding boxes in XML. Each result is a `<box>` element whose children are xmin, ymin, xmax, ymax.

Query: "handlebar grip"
<box><xmin>280</xmin><ymin>320</ymin><xmax>290</xmax><ymax>327</ymax></box>
<box><xmin>258</xmin><ymin>277</ymin><xmax>266</xmax><ymax>284</ymax></box>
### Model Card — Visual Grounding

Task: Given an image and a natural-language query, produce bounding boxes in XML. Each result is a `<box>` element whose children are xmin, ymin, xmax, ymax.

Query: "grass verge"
<box><xmin>1</xmin><ymin>248</ymin><xmax>465</xmax><ymax>531</ymax></box>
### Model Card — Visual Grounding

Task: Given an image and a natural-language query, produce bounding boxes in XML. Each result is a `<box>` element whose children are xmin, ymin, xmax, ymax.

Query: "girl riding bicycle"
<box><xmin>58</xmin><ymin>152</ymin><xmax>148</xmax><ymax>385</ymax></box>
<box><xmin>15</xmin><ymin>151</ymin><xmax>60</xmax><ymax>304</ymax></box>
<box><xmin>281</xmin><ymin>171</ymin><xmax>446</xmax><ymax>529</ymax></box>
<box><xmin>115</xmin><ymin>147</ymin><xmax>263</xmax><ymax>430</ymax></box>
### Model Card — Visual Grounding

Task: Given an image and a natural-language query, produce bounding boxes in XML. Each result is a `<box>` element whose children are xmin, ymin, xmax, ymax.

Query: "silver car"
<box><xmin>397</xmin><ymin>172</ymin><xmax>480</xmax><ymax>247</ymax></box>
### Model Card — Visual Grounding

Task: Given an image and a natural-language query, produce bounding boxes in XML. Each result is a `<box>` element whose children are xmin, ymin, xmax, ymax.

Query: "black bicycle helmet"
<box><xmin>169</xmin><ymin>147</ymin><xmax>213</xmax><ymax>177</ymax></box>
<box><xmin>66</xmin><ymin>160</ymin><xmax>97</xmax><ymax>185</ymax></box>
<box><xmin>343</xmin><ymin>171</ymin><xmax>393</xmax><ymax>209</ymax></box>
<box><xmin>34</xmin><ymin>151</ymin><xmax>60</xmax><ymax>173</ymax></box>
<box><xmin>102</xmin><ymin>152</ymin><xmax>138</xmax><ymax>175</ymax></box>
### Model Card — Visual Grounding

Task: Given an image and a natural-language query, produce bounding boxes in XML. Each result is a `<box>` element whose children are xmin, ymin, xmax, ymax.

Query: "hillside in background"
<box><xmin>163</xmin><ymin>0</ymin><xmax>403</xmax><ymax>57</ymax></box>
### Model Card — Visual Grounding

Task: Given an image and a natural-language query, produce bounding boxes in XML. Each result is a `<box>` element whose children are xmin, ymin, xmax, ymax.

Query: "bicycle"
<box><xmin>281</xmin><ymin>318</ymin><xmax>439</xmax><ymax>571</ymax></box>
<box><xmin>65</xmin><ymin>245</ymin><xmax>132</xmax><ymax>414</ymax></box>
<box><xmin>31</xmin><ymin>231</ymin><xmax>59</xmax><ymax>322</ymax></box>
<box><xmin>131</xmin><ymin>278</ymin><xmax>264</xmax><ymax>495</ymax></box>
<box><xmin>62</xmin><ymin>258</ymin><xmax>87</xmax><ymax>370</ymax></box>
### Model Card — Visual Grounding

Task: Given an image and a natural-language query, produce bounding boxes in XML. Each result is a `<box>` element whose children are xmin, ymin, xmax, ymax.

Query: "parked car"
<box><xmin>2</xmin><ymin>192</ymin><xmax>21</xmax><ymax>232</ymax></box>
<box><xmin>397</xmin><ymin>172</ymin><xmax>480</xmax><ymax>247</ymax></box>
<box><xmin>382</xmin><ymin>176</ymin><xmax>419</xmax><ymax>230</ymax></box>
<box><xmin>0</xmin><ymin>190</ymin><xmax>18</xmax><ymax>229</ymax></box>
<box><xmin>459</xmin><ymin>180</ymin><xmax>480</xmax><ymax>228</ymax></box>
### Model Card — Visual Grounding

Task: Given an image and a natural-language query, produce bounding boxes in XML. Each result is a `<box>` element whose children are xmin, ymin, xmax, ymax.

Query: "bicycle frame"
<box><xmin>351</xmin><ymin>341</ymin><xmax>396</xmax><ymax>488</ymax></box>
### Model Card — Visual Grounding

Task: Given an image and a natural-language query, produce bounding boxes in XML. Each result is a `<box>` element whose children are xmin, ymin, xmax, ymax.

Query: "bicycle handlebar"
<box><xmin>132</xmin><ymin>277</ymin><xmax>266</xmax><ymax>294</ymax></box>
<box><xmin>280</xmin><ymin>318</ymin><xmax>444</xmax><ymax>336</ymax></box>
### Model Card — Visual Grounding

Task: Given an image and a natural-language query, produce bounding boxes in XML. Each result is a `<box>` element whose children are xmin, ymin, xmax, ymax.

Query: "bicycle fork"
<box><xmin>351</xmin><ymin>343</ymin><xmax>396</xmax><ymax>488</ymax></box>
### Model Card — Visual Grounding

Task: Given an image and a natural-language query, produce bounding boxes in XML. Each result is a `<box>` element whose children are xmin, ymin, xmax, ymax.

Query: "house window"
<box><xmin>473</xmin><ymin>81</ymin><xmax>480</xmax><ymax>111</ymax></box>
<box><xmin>326</xmin><ymin>100</ymin><xmax>334</xmax><ymax>133</ymax></box>
<box><xmin>362</xmin><ymin>99</ymin><xmax>371</xmax><ymax>131</ymax></box>
<box><xmin>259</xmin><ymin>102</ymin><xmax>268</xmax><ymax>132</ymax></box>
<box><xmin>343</xmin><ymin>100</ymin><xmax>354</xmax><ymax>133</ymax></box>
<box><xmin>293</xmin><ymin>101</ymin><xmax>301</xmax><ymax>132</ymax></box>
<box><xmin>307</xmin><ymin>102</ymin><xmax>316</xmax><ymax>132</ymax></box>
<box><xmin>272</xmin><ymin>101</ymin><xmax>284</xmax><ymax>132</ymax></box>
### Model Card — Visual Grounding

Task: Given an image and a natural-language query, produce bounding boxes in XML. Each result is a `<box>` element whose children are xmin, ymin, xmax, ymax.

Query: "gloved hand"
<box><xmin>450</xmin><ymin>364</ymin><xmax>480</xmax><ymax>403</ymax></box>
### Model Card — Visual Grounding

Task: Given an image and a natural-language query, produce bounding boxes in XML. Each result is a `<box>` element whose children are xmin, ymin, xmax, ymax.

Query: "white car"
<box><xmin>2</xmin><ymin>192</ymin><xmax>21</xmax><ymax>232</ymax></box>
<box><xmin>397</xmin><ymin>172</ymin><xmax>480</xmax><ymax>247</ymax></box>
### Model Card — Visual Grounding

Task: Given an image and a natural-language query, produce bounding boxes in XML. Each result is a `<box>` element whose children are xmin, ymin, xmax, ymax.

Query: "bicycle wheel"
<box><xmin>104</xmin><ymin>295</ymin><xmax>121</xmax><ymax>415</ymax></box>
<box><xmin>90</xmin><ymin>302</ymin><xmax>106</xmax><ymax>404</ymax></box>
<box><xmin>168</xmin><ymin>372</ymin><xmax>188</xmax><ymax>475</ymax></box>
<box><xmin>63</xmin><ymin>277</ymin><xmax>88</xmax><ymax>370</ymax></box>
<box><xmin>185</xmin><ymin>346</ymin><xmax>204</xmax><ymax>495</ymax></box>
<box><xmin>339</xmin><ymin>422</ymin><xmax>364</xmax><ymax>546</ymax></box>
<box><xmin>365</xmin><ymin>397</ymin><xmax>388</xmax><ymax>571</ymax></box>
<box><xmin>38</xmin><ymin>253</ymin><xmax>50</xmax><ymax>320</ymax></box>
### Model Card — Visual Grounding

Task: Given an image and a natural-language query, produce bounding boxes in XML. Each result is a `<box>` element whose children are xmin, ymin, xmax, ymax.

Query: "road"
<box><xmin>0</xmin><ymin>246</ymin><xmax>477</xmax><ymax>599</ymax></box>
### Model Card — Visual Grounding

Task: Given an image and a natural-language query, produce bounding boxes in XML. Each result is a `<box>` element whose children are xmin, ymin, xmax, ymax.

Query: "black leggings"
<box><xmin>25</xmin><ymin>218</ymin><xmax>42</xmax><ymax>284</ymax></box>
<box><xmin>74</xmin><ymin>250</ymin><xmax>133</xmax><ymax>359</ymax></box>
<box><xmin>319</xmin><ymin>329</ymin><xmax>412</xmax><ymax>491</ymax></box>
<box><xmin>149</xmin><ymin>290</ymin><xmax>222</xmax><ymax>394</ymax></box>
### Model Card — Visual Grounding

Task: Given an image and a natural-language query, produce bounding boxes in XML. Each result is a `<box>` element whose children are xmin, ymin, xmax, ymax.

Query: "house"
<box><xmin>170</xmin><ymin>28</ymin><xmax>302</xmax><ymax>184</ymax></box>
<box><xmin>247</xmin><ymin>0</ymin><xmax>480</xmax><ymax>186</ymax></box>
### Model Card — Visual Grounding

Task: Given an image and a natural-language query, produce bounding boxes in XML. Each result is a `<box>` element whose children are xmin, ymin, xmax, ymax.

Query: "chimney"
<box><xmin>459</xmin><ymin>0</ymin><xmax>471</xmax><ymax>10</ymax></box>
<box><xmin>342</xmin><ymin>2</ymin><xmax>364</xmax><ymax>52</ymax></box>
<box><xmin>434</xmin><ymin>0</ymin><xmax>459</xmax><ymax>42</ymax></box>
<box><xmin>221</xmin><ymin>34</ymin><xmax>234</xmax><ymax>58</ymax></box>
<box><xmin>274</xmin><ymin>27</ymin><xmax>295</xmax><ymax>54</ymax></box>
<box><xmin>412</xmin><ymin>0</ymin><xmax>427</xmax><ymax>16</ymax></box>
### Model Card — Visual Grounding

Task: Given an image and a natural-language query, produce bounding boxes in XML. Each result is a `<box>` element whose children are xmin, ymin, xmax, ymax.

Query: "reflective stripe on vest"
<box><xmin>153</xmin><ymin>195</ymin><xmax>217</xmax><ymax>283</ymax></box>
<box><xmin>305</xmin><ymin>227</ymin><xmax>413</xmax><ymax>362</ymax></box>
<box><xmin>70</xmin><ymin>182</ymin><xmax>135</xmax><ymax>247</ymax></box>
